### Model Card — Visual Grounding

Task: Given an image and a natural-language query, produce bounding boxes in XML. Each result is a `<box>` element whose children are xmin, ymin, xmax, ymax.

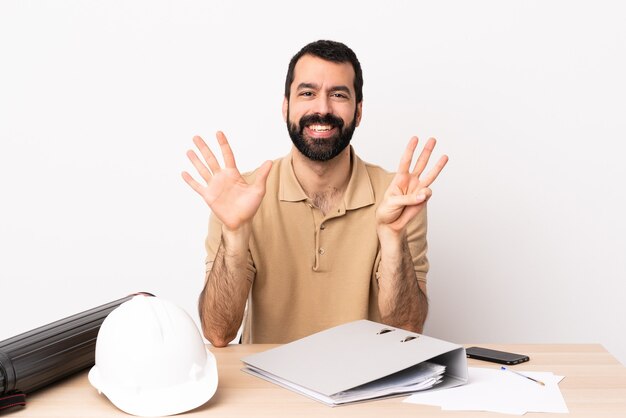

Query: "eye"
<box><xmin>299</xmin><ymin>91</ymin><xmax>314</xmax><ymax>97</ymax></box>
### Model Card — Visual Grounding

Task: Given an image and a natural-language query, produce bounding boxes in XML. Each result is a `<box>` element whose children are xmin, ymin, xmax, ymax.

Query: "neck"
<box><xmin>292</xmin><ymin>146</ymin><xmax>352</xmax><ymax>214</ymax></box>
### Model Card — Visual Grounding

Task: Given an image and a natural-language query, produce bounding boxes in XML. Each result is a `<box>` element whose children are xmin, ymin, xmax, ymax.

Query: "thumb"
<box><xmin>253</xmin><ymin>160</ymin><xmax>273</xmax><ymax>189</ymax></box>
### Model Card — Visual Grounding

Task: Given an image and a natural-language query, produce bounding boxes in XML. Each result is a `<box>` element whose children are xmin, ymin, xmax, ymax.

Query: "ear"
<box><xmin>282</xmin><ymin>97</ymin><xmax>289</xmax><ymax>122</ymax></box>
<box><xmin>355</xmin><ymin>101</ymin><xmax>363</xmax><ymax>127</ymax></box>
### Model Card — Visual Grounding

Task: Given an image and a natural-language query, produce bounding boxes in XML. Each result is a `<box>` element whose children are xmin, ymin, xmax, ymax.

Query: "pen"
<box><xmin>501</xmin><ymin>366</ymin><xmax>545</xmax><ymax>386</ymax></box>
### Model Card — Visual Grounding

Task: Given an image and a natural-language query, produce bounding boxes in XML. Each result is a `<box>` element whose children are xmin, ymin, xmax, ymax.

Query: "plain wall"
<box><xmin>1</xmin><ymin>1</ymin><xmax>625</xmax><ymax>364</ymax></box>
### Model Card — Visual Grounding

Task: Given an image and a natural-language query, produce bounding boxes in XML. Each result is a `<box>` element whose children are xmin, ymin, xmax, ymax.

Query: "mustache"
<box><xmin>298</xmin><ymin>113</ymin><xmax>344</xmax><ymax>132</ymax></box>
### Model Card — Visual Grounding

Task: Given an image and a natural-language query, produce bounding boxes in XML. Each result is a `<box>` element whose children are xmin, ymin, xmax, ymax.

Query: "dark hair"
<box><xmin>284</xmin><ymin>40</ymin><xmax>363</xmax><ymax>103</ymax></box>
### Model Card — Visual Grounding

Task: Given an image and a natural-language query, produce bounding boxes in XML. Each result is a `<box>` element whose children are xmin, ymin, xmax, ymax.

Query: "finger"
<box><xmin>411</xmin><ymin>137</ymin><xmax>437</xmax><ymax>177</ymax></box>
<box><xmin>193</xmin><ymin>135</ymin><xmax>222</xmax><ymax>173</ymax></box>
<box><xmin>419</xmin><ymin>154</ymin><xmax>449</xmax><ymax>188</ymax></box>
<box><xmin>181</xmin><ymin>171</ymin><xmax>206</xmax><ymax>196</ymax></box>
<box><xmin>186</xmin><ymin>149</ymin><xmax>212</xmax><ymax>183</ymax></box>
<box><xmin>253</xmin><ymin>160</ymin><xmax>273</xmax><ymax>190</ymax></box>
<box><xmin>385</xmin><ymin>189</ymin><xmax>432</xmax><ymax>207</ymax></box>
<box><xmin>216</xmin><ymin>131</ymin><xmax>238</xmax><ymax>170</ymax></box>
<box><xmin>397</xmin><ymin>137</ymin><xmax>419</xmax><ymax>174</ymax></box>
<box><xmin>416</xmin><ymin>187</ymin><xmax>433</xmax><ymax>202</ymax></box>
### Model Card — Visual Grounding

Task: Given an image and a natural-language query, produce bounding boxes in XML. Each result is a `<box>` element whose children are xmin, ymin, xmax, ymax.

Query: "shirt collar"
<box><xmin>279</xmin><ymin>146</ymin><xmax>375</xmax><ymax>210</ymax></box>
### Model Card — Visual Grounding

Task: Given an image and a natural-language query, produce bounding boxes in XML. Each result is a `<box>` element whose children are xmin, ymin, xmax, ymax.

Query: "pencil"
<box><xmin>501</xmin><ymin>366</ymin><xmax>545</xmax><ymax>386</ymax></box>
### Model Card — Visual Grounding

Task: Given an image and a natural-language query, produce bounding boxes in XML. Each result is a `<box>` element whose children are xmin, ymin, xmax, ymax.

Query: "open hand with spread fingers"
<box><xmin>181</xmin><ymin>131</ymin><xmax>272</xmax><ymax>231</ymax></box>
<box><xmin>376</xmin><ymin>136</ymin><xmax>448</xmax><ymax>235</ymax></box>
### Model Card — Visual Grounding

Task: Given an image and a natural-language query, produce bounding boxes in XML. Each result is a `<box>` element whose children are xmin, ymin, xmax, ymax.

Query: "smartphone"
<box><xmin>465</xmin><ymin>346</ymin><xmax>529</xmax><ymax>365</ymax></box>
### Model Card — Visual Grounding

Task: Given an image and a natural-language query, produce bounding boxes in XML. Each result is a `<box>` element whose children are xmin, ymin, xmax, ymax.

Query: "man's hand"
<box><xmin>376</xmin><ymin>137</ymin><xmax>448</xmax><ymax>236</ymax></box>
<box><xmin>183</xmin><ymin>131</ymin><xmax>270</xmax><ymax>346</ymax></box>
<box><xmin>375</xmin><ymin>136</ymin><xmax>447</xmax><ymax>332</ymax></box>
<box><xmin>182</xmin><ymin>131</ymin><xmax>272</xmax><ymax>231</ymax></box>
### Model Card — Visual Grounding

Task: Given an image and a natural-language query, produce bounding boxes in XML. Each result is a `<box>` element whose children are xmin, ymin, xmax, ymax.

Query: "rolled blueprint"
<box><xmin>0</xmin><ymin>292</ymin><xmax>154</xmax><ymax>401</ymax></box>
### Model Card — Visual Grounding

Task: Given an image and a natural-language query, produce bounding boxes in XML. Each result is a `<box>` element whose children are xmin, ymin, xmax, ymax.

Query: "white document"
<box><xmin>330</xmin><ymin>361</ymin><xmax>446</xmax><ymax>404</ymax></box>
<box><xmin>404</xmin><ymin>366</ymin><xmax>568</xmax><ymax>415</ymax></box>
<box><xmin>246</xmin><ymin>361</ymin><xmax>445</xmax><ymax>405</ymax></box>
<box><xmin>241</xmin><ymin>320</ymin><xmax>468</xmax><ymax>406</ymax></box>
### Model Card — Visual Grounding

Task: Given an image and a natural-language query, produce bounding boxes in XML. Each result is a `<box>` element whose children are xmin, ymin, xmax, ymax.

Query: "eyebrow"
<box><xmin>296</xmin><ymin>82</ymin><xmax>319</xmax><ymax>91</ymax></box>
<box><xmin>296</xmin><ymin>83</ymin><xmax>352</xmax><ymax>95</ymax></box>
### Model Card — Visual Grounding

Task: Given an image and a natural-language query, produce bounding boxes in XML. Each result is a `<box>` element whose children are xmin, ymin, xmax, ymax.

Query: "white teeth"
<box><xmin>309</xmin><ymin>124</ymin><xmax>332</xmax><ymax>132</ymax></box>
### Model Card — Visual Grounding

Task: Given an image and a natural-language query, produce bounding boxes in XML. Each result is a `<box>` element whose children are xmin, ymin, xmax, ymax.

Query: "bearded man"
<box><xmin>183</xmin><ymin>40</ymin><xmax>448</xmax><ymax>346</ymax></box>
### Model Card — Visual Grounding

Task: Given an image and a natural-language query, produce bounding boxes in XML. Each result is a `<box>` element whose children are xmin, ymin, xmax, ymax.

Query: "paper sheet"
<box><xmin>404</xmin><ymin>367</ymin><xmax>568</xmax><ymax>415</ymax></box>
<box><xmin>246</xmin><ymin>361</ymin><xmax>446</xmax><ymax>406</ymax></box>
<box><xmin>331</xmin><ymin>362</ymin><xmax>446</xmax><ymax>404</ymax></box>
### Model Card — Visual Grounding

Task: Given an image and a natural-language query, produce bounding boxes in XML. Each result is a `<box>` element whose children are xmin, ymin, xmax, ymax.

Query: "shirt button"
<box><xmin>318</xmin><ymin>248</ymin><xmax>325</xmax><ymax>255</ymax></box>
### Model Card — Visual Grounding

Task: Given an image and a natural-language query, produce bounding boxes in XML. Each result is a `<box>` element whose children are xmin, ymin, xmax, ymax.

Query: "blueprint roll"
<box><xmin>0</xmin><ymin>292</ymin><xmax>154</xmax><ymax>409</ymax></box>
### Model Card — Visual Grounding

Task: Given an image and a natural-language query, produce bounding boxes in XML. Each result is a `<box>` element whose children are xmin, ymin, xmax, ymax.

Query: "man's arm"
<box><xmin>376</xmin><ymin>228</ymin><xmax>428</xmax><ymax>332</ymax></box>
<box><xmin>375</xmin><ymin>136</ymin><xmax>447</xmax><ymax>333</ymax></box>
<box><xmin>182</xmin><ymin>132</ymin><xmax>271</xmax><ymax>347</ymax></box>
<box><xmin>199</xmin><ymin>225</ymin><xmax>254</xmax><ymax>347</ymax></box>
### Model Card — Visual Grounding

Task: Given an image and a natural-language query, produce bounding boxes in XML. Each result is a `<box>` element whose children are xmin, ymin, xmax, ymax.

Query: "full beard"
<box><xmin>287</xmin><ymin>111</ymin><xmax>357</xmax><ymax>162</ymax></box>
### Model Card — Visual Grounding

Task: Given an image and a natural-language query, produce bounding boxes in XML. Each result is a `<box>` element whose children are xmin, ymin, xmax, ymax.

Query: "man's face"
<box><xmin>283</xmin><ymin>55</ymin><xmax>362</xmax><ymax>162</ymax></box>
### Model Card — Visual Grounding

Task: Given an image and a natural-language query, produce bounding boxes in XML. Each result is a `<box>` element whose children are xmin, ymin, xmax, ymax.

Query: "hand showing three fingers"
<box><xmin>376</xmin><ymin>137</ymin><xmax>448</xmax><ymax>234</ymax></box>
<box><xmin>182</xmin><ymin>132</ymin><xmax>272</xmax><ymax>231</ymax></box>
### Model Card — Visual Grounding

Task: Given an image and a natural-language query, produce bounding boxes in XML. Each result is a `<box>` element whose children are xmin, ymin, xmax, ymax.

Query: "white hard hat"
<box><xmin>88</xmin><ymin>295</ymin><xmax>218</xmax><ymax>417</ymax></box>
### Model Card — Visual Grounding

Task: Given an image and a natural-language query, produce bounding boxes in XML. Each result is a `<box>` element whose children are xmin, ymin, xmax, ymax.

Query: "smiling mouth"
<box><xmin>307</xmin><ymin>124</ymin><xmax>335</xmax><ymax>132</ymax></box>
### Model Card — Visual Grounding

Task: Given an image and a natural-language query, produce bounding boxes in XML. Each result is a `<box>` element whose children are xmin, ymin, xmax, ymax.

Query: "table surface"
<box><xmin>11</xmin><ymin>343</ymin><xmax>626</xmax><ymax>417</ymax></box>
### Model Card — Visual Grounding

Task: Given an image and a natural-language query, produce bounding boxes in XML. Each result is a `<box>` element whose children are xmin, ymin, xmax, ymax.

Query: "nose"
<box><xmin>312</xmin><ymin>95</ymin><xmax>332</xmax><ymax>116</ymax></box>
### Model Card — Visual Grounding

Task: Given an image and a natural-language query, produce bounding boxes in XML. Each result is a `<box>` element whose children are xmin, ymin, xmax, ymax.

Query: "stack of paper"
<box><xmin>404</xmin><ymin>367</ymin><xmax>568</xmax><ymax>415</ymax></box>
<box><xmin>329</xmin><ymin>361</ymin><xmax>446</xmax><ymax>404</ymax></box>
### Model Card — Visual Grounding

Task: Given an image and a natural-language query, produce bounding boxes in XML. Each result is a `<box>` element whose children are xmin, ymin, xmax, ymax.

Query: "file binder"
<box><xmin>241</xmin><ymin>320</ymin><xmax>468</xmax><ymax>406</ymax></box>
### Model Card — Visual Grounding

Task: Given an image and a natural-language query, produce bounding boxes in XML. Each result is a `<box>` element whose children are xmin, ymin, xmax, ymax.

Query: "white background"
<box><xmin>1</xmin><ymin>1</ymin><xmax>625</xmax><ymax>364</ymax></box>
